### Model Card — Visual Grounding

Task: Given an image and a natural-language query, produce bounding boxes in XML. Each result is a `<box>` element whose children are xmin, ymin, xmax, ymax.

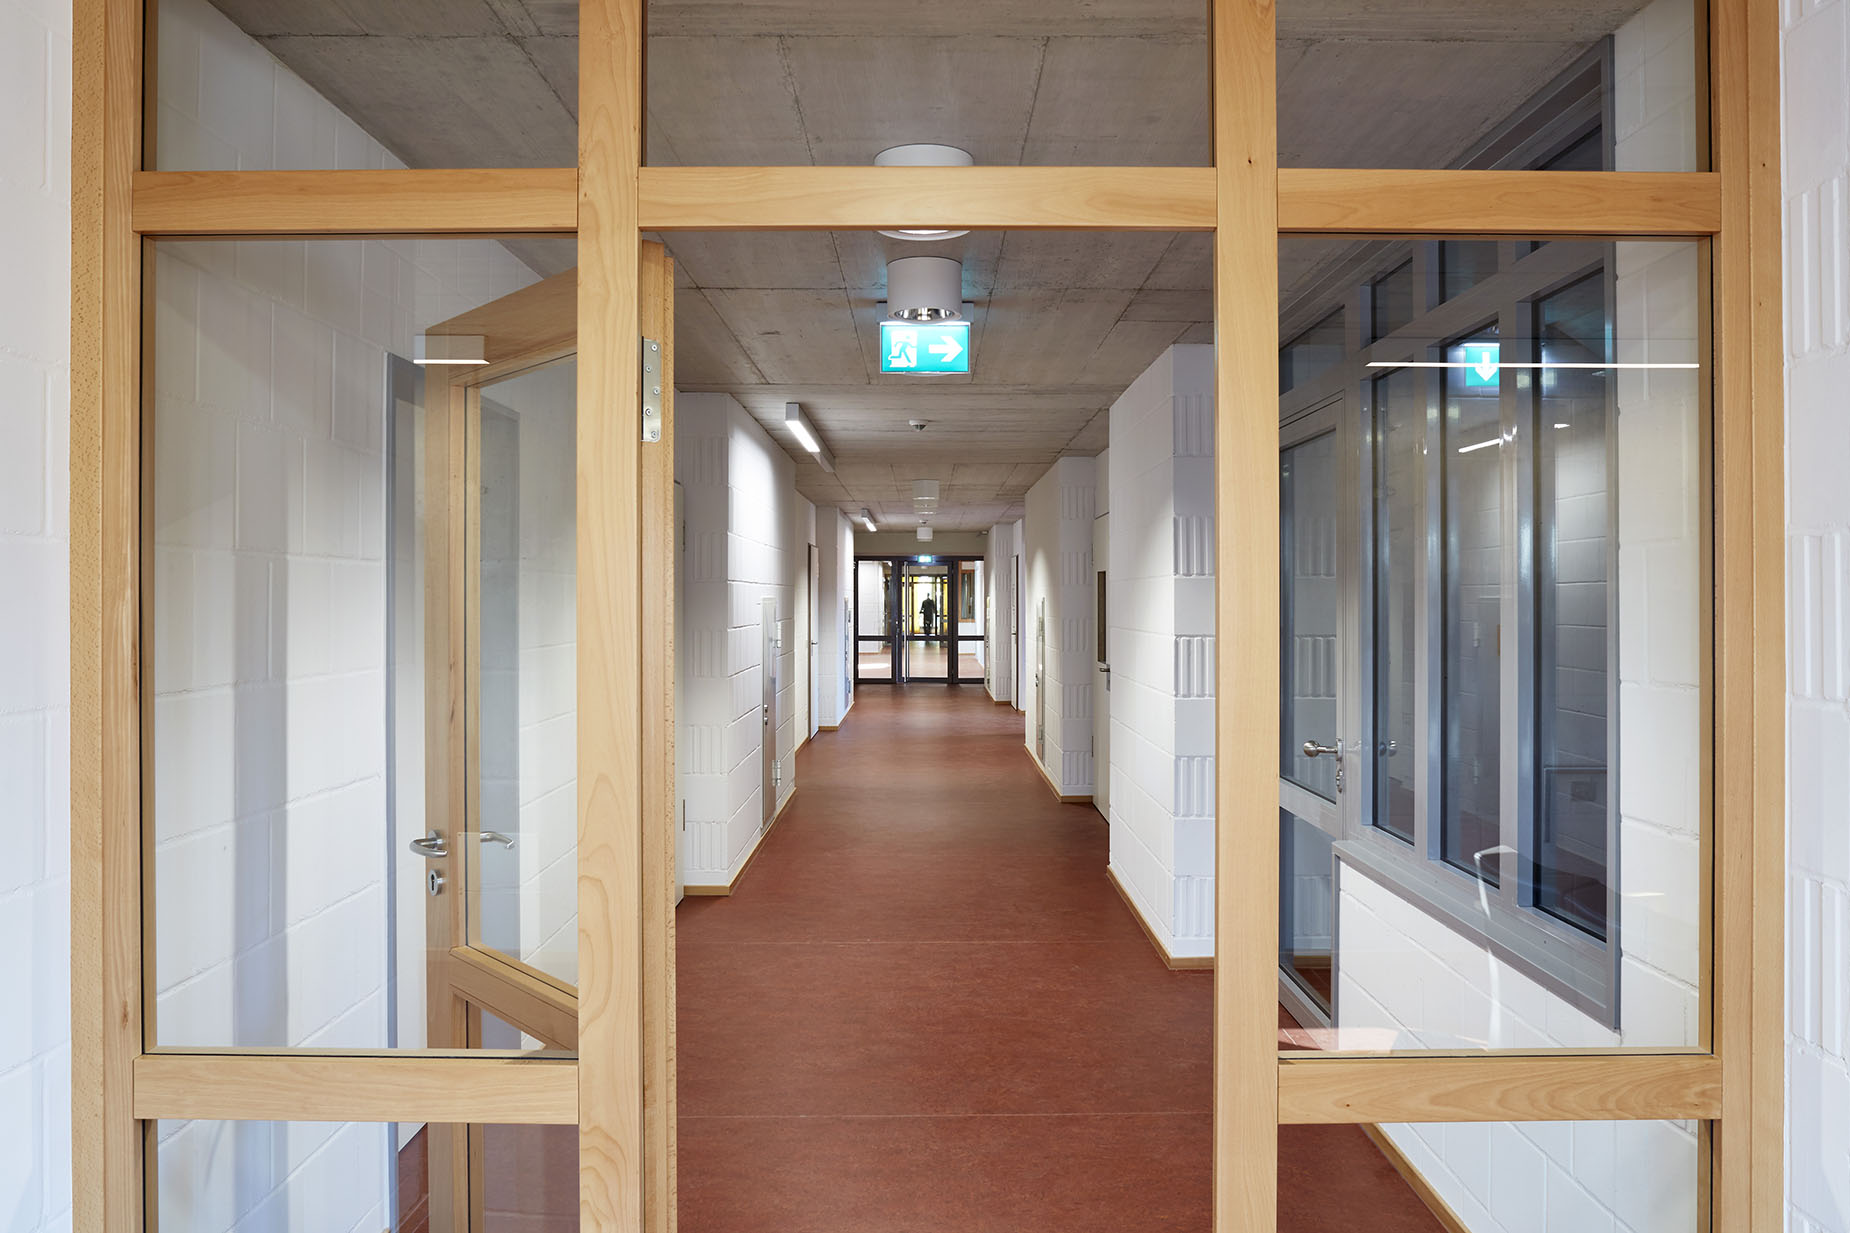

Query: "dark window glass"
<box><xmin>1370</xmin><ymin>260</ymin><xmax>1415</xmax><ymax>343</ymax></box>
<box><xmin>1441</xmin><ymin>242</ymin><xmax>1500</xmax><ymax>303</ymax></box>
<box><xmin>1281</xmin><ymin>310</ymin><xmax>1345</xmax><ymax>394</ymax></box>
<box><xmin>1372</xmin><ymin>369</ymin><xmax>1420</xmax><ymax>845</ymax></box>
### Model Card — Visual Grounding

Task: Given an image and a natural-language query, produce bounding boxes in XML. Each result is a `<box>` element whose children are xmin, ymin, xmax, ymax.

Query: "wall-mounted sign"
<box><xmin>1462</xmin><ymin>343</ymin><xmax>1501</xmax><ymax>388</ymax></box>
<box><xmin>881</xmin><ymin>320</ymin><xmax>970</xmax><ymax>374</ymax></box>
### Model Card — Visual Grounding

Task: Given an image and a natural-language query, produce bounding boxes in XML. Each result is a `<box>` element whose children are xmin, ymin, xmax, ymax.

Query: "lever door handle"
<box><xmin>1301</xmin><ymin>741</ymin><xmax>1342</xmax><ymax>759</ymax></box>
<box><xmin>478</xmin><ymin>830</ymin><xmax>516</xmax><ymax>849</ymax></box>
<box><xmin>409</xmin><ymin>831</ymin><xmax>449</xmax><ymax>859</ymax></box>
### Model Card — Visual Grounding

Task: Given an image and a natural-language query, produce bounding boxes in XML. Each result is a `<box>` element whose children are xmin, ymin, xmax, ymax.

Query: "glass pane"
<box><xmin>155</xmin><ymin>1119</ymin><xmax>578</xmax><ymax>1231</ymax></box>
<box><xmin>1277</xmin><ymin>235</ymin><xmax>1705</xmax><ymax>1050</ymax></box>
<box><xmin>151</xmin><ymin>0</ymin><xmax>578</xmax><ymax>170</ymax></box>
<box><xmin>1281</xmin><ymin>309</ymin><xmax>1346</xmax><ymax>394</ymax></box>
<box><xmin>959</xmin><ymin>559</ymin><xmax>985</xmax><ymax>637</ymax></box>
<box><xmin>1281</xmin><ymin>430</ymin><xmax>1340</xmax><ymax>799</ymax></box>
<box><xmin>1442</xmin><ymin>328</ymin><xmax>1506</xmax><ymax>887</ymax></box>
<box><xmin>149</xmin><ymin>235</ymin><xmax>577</xmax><ymax>1049</ymax></box>
<box><xmin>856</xmin><ymin>560</ymin><xmax>890</xmax><ymax>636</ymax></box>
<box><xmin>1442</xmin><ymin>241</ymin><xmax>1502</xmax><ymax>304</ymax></box>
<box><xmin>475</xmin><ymin>359</ymin><xmax>579</xmax><ymax>984</ymax></box>
<box><xmin>1274</xmin><ymin>1117</ymin><xmax>1700</xmax><ymax>1233</ymax></box>
<box><xmin>1534</xmin><ymin>275</ymin><xmax>1613</xmax><ymax>939</ymax></box>
<box><xmin>857</xmin><ymin>640</ymin><xmax>893</xmax><ymax>680</ymax></box>
<box><xmin>904</xmin><ymin>563</ymin><xmax>949</xmax><ymax>637</ymax></box>
<box><xmin>1280</xmin><ymin>809</ymin><xmax>1336</xmax><ymax>1017</ymax></box>
<box><xmin>1279</xmin><ymin>0</ymin><xmax>1705</xmax><ymax>171</ymax></box>
<box><xmin>644</xmin><ymin>3</ymin><xmax>1209</xmax><ymax>167</ymax></box>
<box><xmin>1372</xmin><ymin>368</ymin><xmax>1418</xmax><ymax>846</ymax></box>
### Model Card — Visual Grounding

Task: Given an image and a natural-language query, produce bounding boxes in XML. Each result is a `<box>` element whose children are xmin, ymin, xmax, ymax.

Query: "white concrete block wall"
<box><xmin>985</xmin><ymin>521</ymin><xmax>1020</xmax><ymax>706</ymax></box>
<box><xmin>1784</xmin><ymin>0</ymin><xmax>1850</xmax><ymax>1225</ymax></box>
<box><xmin>1022</xmin><ymin>456</ymin><xmax>1097</xmax><ymax>795</ymax></box>
<box><xmin>1106</xmin><ymin>344</ymin><xmax>1217</xmax><ymax>960</ymax></box>
<box><xmin>675</xmin><ymin>394</ymin><xmax>807</xmax><ymax>886</ymax></box>
<box><xmin>0</xmin><ymin>0</ymin><xmax>70</xmax><ymax>1226</ymax></box>
<box><xmin>814</xmin><ymin>509</ymin><xmax>855</xmax><ymax>727</ymax></box>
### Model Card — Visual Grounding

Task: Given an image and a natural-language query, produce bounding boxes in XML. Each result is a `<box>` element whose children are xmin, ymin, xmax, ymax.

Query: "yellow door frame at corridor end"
<box><xmin>71</xmin><ymin>0</ymin><xmax>1785</xmax><ymax>1230</ymax></box>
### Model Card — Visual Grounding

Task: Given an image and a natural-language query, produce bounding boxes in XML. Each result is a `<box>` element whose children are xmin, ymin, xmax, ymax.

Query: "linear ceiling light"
<box><xmin>412</xmin><ymin>334</ymin><xmax>487</xmax><ymax>366</ymax></box>
<box><xmin>784</xmin><ymin>402</ymin><xmax>836</xmax><ymax>473</ymax></box>
<box><xmin>859</xmin><ymin>508</ymin><xmax>877</xmax><ymax>534</ymax></box>
<box><xmin>874</xmin><ymin>145</ymin><xmax>972</xmax><ymax>241</ymax></box>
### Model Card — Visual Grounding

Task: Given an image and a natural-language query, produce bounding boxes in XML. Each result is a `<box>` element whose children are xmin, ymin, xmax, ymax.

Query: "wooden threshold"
<box><xmin>680</xmin><ymin>788</ymin><xmax>796</xmax><ymax>896</ymax></box>
<box><xmin>1106</xmin><ymin>866</ymin><xmax>1216</xmax><ymax>972</ymax></box>
<box><xmin>131</xmin><ymin>169</ymin><xmax>578</xmax><ymax>235</ymax></box>
<box><xmin>1277</xmin><ymin>1052</ymin><xmax>1723</xmax><ymax>1124</ymax></box>
<box><xmin>132</xmin><ymin>1053</ymin><xmax>579</xmax><ymax>1125</ymax></box>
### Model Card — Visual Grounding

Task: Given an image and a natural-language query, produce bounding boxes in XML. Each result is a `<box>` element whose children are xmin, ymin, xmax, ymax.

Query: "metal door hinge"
<box><xmin>773</xmin><ymin>759</ymin><xmax>782</xmax><ymax>789</ymax></box>
<box><xmin>642</xmin><ymin>337</ymin><xmax>663</xmax><ymax>443</ymax></box>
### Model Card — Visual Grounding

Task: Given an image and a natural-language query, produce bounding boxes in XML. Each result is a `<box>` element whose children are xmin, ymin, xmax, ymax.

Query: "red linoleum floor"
<box><xmin>675</xmin><ymin>685</ymin><xmax>1442</xmax><ymax>1233</ymax></box>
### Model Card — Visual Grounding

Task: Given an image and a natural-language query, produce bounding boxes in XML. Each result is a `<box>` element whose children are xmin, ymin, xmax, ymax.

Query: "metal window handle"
<box><xmin>409</xmin><ymin>830</ymin><xmax>449</xmax><ymax>859</ymax></box>
<box><xmin>1301</xmin><ymin>741</ymin><xmax>1341</xmax><ymax>759</ymax></box>
<box><xmin>478</xmin><ymin>830</ymin><xmax>516</xmax><ymax>849</ymax></box>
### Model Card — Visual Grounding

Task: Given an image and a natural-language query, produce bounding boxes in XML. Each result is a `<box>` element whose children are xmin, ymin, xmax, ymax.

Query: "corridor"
<box><xmin>675</xmin><ymin>686</ymin><xmax>1443</xmax><ymax>1232</ymax></box>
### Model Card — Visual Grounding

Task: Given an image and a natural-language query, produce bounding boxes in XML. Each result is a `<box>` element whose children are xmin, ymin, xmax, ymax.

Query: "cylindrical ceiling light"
<box><xmin>917</xmin><ymin>525</ymin><xmax>934</xmax><ymax>542</ymax></box>
<box><xmin>875</xmin><ymin>144</ymin><xmax>971</xmax><ymax>242</ymax></box>
<box><xmin>887</xmin><ymin>257</ymin><xmax>964</xmax><ymax>322</ymax></box>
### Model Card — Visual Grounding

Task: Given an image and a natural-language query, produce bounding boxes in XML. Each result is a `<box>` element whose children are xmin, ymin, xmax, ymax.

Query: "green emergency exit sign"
<box><xmin>1462</xmin><ymin>344</ymin><xmax>1500</xmax><ymax>388</ymax></box>
<box><xmin>881</xmin><ymin>320</ymin><xmax>970</xmax><ymax>374</ymax></box>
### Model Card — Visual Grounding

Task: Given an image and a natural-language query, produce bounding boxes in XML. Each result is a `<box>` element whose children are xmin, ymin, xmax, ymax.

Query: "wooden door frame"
<box><xmin>73</xmin><ymin>0</ymin><xmax>1784</xmax><ymax>1231</ymax></box>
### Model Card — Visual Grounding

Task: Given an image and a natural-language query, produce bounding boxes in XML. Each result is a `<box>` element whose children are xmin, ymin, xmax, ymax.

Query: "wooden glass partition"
<box><xmin>70</xmin><ymin>0</ymin><xmax>1785</xmax><ymax>1229</ymax></box>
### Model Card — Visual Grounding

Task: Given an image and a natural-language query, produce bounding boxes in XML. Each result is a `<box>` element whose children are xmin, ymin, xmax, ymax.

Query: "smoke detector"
<box><xmin>874</xmin><ymin>145</ymin><xmax>972</xmax><ymax>241</ymax></box>
<box><xmin>908</xmin><ymin>419</ymin><xmax>930</xmax><ymax>432</ymax></box>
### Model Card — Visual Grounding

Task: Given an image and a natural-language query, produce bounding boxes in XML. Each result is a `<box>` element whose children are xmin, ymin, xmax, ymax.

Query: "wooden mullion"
<box><xmin>577</xmin><ymin>0</ymin><xmax>646</xmax><ymax>1229</ymax></box>
<box><xmin>130</xmin><ymin>168</ymin><xmax>578</xmax><ymax>235</ymax></box>
<box><xmin>1211</xmin><ymin>0</ymin><xmax>1278</xmax><ymax>1231</ymax></box>
<box><xmin>72</xmin><ymin>0</ymin><xmax>144</xmax><ymax>1228</ymax></box>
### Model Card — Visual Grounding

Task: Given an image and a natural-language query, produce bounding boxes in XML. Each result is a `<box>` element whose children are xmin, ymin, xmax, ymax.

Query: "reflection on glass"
<box><xmin>1280</xmin><ymin>310</ymin><xmax>1345</xmax><ymax>394</ymax></box>
<box><xmin>1279</xmin><ymin>810</ymin><xmax>1336</xmax><ymax>1018</ymax></box>
<box><xmin>1281</xmin><ymin>432</ymin><xmax>1340</xmax><ymax>798</ymax></box>
<box><xmin>1372</xmin><ymin>369</ymin><xmax>1418</xmax><ymax>845</ymax></box>
<box><xmin>856</xmin><ymin>560</ymin><xmax>891</xmax><ymax>636</ymax></box>
<box><xmin>1369</xmin><ymin>260</ymin><xmax>1414</xmax><ymax>343</ymax></box>
<box><xmin>156</xmin><ymin>1119</ymin><xmax>579</xmax><ymax>1231</ymax></box>
<box><xmin>149</xmin><ymin>236</ymin><xmax>574</xmax><ymax>1051</ymax></box>
<box><xmin>153</xmin><ymin>0</ymin><xmax>579</xmax><ymax>171</ymax></box>
<box><xmin>1273</xmin><ymin>1117</ymin><xmax>1699</xmax><ymax>1233</ymax></box>
<box><xmin>1441</xmin><ymin>241</ymin><xmax>1500</xmax><ymax>303</ymax></box>
<box><xmin>475</xmin><ymin>359</ymin><xmax>579</xmax><ymax>985</ymax></box>
<box><xmin>1534</xmin><ymin>275</ymin><xmax>1612</xmax><ymax>939</ymax></box>
<box><xmin>1442</xmin><ymin>329</ymin><xmax>1504</xmax><ymax>886</ymax></box>
<box><xmin>1279</xmin><ymin>0</ymin><xmax>1704</xmax><ymax>172</ymax></box>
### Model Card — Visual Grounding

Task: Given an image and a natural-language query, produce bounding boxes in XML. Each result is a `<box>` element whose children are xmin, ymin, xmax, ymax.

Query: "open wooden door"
<box><xmin>411</xmin><ymin>241</ymin><xmax>678</xmax><ymax>1233</ymax></box>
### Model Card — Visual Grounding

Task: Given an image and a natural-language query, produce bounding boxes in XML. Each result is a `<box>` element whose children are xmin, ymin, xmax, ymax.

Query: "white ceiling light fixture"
<box><xmin>874</xmin><ymin>144</ymin><xmax>972</xmax><ymax>242</ymax></box>
<box><xmin>887</xmin><ymin>257</ymin><xmax>964</xmax><ymax>322</ymax></box>
<box><xmin>912</xmin><ymin>479</ymin><xmax>940</xmax><ymax>509</ymax></box>
<box><xmin>784</xmin><ymin>402</ymin><xmax>837</xmax><ymax>474</ymax></box>
<box><xmin>917</xmin><ymin>525</ymin><xmax>934</xmax><ymax>542</ymax></box>
<box><xmin>412</xmin><ymin>334</ymin><xmax>487</xmax><ymax>366</ymax></box>
<box><xmin>858</xmin><ymin>508</ymin><xmax>877</xmax><ymax>534</ymax></box>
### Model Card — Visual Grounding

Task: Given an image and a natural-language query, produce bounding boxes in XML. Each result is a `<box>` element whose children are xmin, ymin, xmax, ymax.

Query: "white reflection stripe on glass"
<box><xmin>1365</xmin><ymin>361</ymin><xmax>1700</xmax><ymax>370</ymax></box>
<box><xmin>1456</xmin><ymin>438</ymin><xmax>1502</xmax><ymax>454</ymax></box>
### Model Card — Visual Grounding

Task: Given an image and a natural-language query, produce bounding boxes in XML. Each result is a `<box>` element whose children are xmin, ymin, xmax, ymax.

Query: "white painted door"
<box><xmin>1093</xmin><ymin>512</ymin><xmax>1110</xmax><ymax>818</ymax></box>
<box><xmin>761</xmin><ymin>596</ymin><xmax>779</xmax><ymax>826</ymax></box>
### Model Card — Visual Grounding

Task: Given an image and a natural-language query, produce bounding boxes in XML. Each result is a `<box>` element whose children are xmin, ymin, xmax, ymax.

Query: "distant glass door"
<box><xmin>1278</xmin><ymin>401</ymin><xmax>1345</xmax><ymax>1023</ymax></box>
<box><xmin>854</xmin><ymin>559</ymin><xmax>897</xmax><ymax>681</ymax></box>
<box><xmin>899</xmin><ymin>560</ymin><xmax>951</xmax><ymax>682</ymax></box>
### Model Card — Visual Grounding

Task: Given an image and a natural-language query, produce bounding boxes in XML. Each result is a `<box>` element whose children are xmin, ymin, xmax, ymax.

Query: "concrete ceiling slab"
<box><xmin>703</xmin><ymin>288</ymin><xmax>867</xmax><ymax>385</ymax></box>
<box><xmin>643</xmin><ymin>0</ymin><xmax>1206</xmax><ymax>39</ymax></box>
<box><xmin>1019</xmin><ymin>37</ymin><xmax>1212</xmax><ymax>166</ymax></box>
<box><xmin>644</xmin><ymin>38</ymin><xmax>812</xmax><ymax>166</ymax></box>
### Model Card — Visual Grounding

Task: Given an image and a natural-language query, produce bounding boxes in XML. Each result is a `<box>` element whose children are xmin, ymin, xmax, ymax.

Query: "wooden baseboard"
<box><xmin>679</xmin><ymin>788</ymin><xmax>797</xmax><ymax>897</ymax></box>
<box><xmin>1361</xmin><ymin>1125</ymin><xmax>1471</xmax><ymax>1233</ymax></box>
<box><xmin>1105</xmin><ymin>866</ymin><xmax>1215</xmax><ymax>971</ymax></box>
<box><xmin>1026</xmin><ymin>747</ymin><xmax>1093</xmax><ymax>805</ymax></box>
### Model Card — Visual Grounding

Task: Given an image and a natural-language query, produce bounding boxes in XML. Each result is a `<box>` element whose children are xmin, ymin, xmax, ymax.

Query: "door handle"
<box><xmin>478</xmin><ymin>830</ymin><xmax>516</xmax><ymax>849</ymax></box>
<box><xmin>409</xmin><ymin>830</ymin><xmax>449</xmax><ymax>859</ymax></box>
<box><xmin>1301</xmin><ymin>741</ymin><xmax>1341</xmax><ymax>759</ymax></box>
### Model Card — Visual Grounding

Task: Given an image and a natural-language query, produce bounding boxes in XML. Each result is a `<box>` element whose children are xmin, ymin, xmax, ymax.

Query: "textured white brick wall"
<box><xmin>0</xmin><ymin>0</ymin><xmax>70</xmax><ymax>1226</ymax></box>
<box><xmin>1784</xmin><ymin>0</ymin><xmax>1850</xmax><ymax>1225</ymax></box>
<box><xmin>1022</xmin><ymin>455</ymin><xmax>1097</xmax><ymax>795</ymax></box>
<box><xmin>675</xmin><ymin>393</ymin><xmax>806</xmax><ymax>885</ymax></box>
<box><xmin>1105</xmin><ymin>344</ymin><xmax>1217</xmax><ymax>959</ymax></box>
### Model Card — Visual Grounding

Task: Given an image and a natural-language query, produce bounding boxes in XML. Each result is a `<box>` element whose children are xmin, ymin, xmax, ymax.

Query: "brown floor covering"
<box><xmin>675</xmin><ymin>684</ymin><xmax>1444</xmax><ymax>1233</ymax></box>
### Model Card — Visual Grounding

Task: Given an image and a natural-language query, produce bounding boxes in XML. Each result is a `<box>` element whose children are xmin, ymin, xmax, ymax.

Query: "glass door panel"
<box><xmin>855</xmin><ymin>558</ymin><xmax>896</xmax><ymax>681</ymax></box>
<box><xmin>900</xmin><ymin>560</ymin><xmax>951</xmax><ymax>682</ymax></box>
<box><xmin>470</xmin><ymin>358</ymin><xmax>579</xmax><ymax>988</ymax></box>
<box><xmin>1280</xmin><ymin>423</ymin><xmax>1343</xmax><ymax>805</ymax></box>
<box><xmin>1279</xmin><ymin>808</ymin><xmax>1337</xmax><ymax>1021</ymax></box>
